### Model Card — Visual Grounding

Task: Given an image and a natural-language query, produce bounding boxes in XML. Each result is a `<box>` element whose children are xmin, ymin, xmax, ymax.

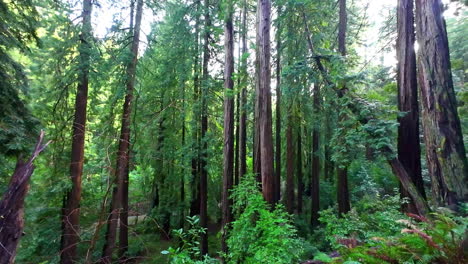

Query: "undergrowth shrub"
<box><xmin>226</xmin><ymin>174</ymin><xmax>304</xmax><ymax>263</ymax></box>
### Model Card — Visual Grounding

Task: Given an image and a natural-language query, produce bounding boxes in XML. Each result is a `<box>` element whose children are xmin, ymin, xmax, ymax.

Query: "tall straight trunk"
<box><xmin>296</xmin><ymin>125</ymin><xmax>304</xmax><ymax>214</ymax></box>
<box><xmin>324</xmin><ymin>109</ymin><xmax>334</xmax><ymax>183</ymax></box>
<box><xmin>415</xmin><ymin>0</ymin><xmax>468</xmax><ymax>207</ymax></box>
<box><xmin>60</xmin><ymin>1</ymin><xmax>92</xmax><ymax>263</ymax></box>
<box><xmin>200</xmin><ymin>0</ymin><xmax>211</xmax><ymax>255</ymax></box>
<box><xmin>397</xmin><ymin>0</ymin><xmax>426</xmax><ymax>214</ymax></box>
<box><xmin>239</xmin><ymin>0</ymin><xmax>248</xmax><ymax>180</ymax></box>
<box><xmin>336</xmin><ymin>0</ymin><xmax>350</xmax><ymax>216</ymax></box>
<box><xmin>275</xmin><ymin>15</ymin><xmax>282</xmax><ymax>204</ymax></box>
<box><xmin>256</xmin><ymin>0</ymin><xmax>275</xmax><ymax>204</ymax></box>
<box><xmin>190</xmin><ymin>0</ymin><xmax>201</xmax><ymax>218</ymax></box>
<box><xmin>285</xmin><ymin>115</ymin><xmax>294</xmax><ymax>213</ymax></box>
<box><xmin>311</xmin><ymin>85</ymin><xmax>320</xmax><ymax>226</ymax></box>
<box><xmin>221</xmin><ymin>0</ymin><xmax>234</xmax><ymax>255</ymax></box>
<box><xmin>102</xmin><ymin>0</ymin><xmax>143</xmax><ymax>261</ymax></box>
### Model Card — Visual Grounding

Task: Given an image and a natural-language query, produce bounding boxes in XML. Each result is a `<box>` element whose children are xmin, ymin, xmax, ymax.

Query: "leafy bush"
<box><xmin>336</xmin><ymin>211</ymin><xmax>468</xmax><ymax>264</ymax></box>
<box><xmin>226</xmin><ymin>174</ymin><xmax>304</xmax><ymax>263</ymax></box>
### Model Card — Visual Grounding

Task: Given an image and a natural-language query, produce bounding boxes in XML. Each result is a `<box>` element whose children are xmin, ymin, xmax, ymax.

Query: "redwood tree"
<box><xmin>60</xmin><ymin>1</ymin><xmax>92</xmax><ymax>262</ymax></box>
<box><xmin>221</xmin><ymin>0</ymin><xmax>234</xmax><ymax>255</ymax></box>
<box><xmin>415</xmin><ymin>0</ymin><xmax>468</xmax><ymax>207</ymax></box>
<box><xmin>256</xmin><ymin>0</ymin><xmax>275</xmax><ymax>204</ymax></box>
<box><xmin>396</xmin><ymin>0</ymin><xmax>426</xmax><ymax>213</ymax></box>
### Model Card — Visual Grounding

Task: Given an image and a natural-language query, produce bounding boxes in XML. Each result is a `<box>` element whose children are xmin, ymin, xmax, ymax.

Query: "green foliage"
<box><xmin>337</xmin><ymin>212</ymin><xmax>468</xmax><ymax>264</ymax></box>
<box><xmin>163</xmin><ymin>216</ymin><xmax>219</xmax><ymax>264</ymax></box>
<box><xmin>226</xmin><ymin>174</ymin><xmax>304</xmax><ymax>263</ymax></box>
<box><xmin>320</xmin><ymin>193</ymin><xmax>407</xmax><ymax>250</ymax></box>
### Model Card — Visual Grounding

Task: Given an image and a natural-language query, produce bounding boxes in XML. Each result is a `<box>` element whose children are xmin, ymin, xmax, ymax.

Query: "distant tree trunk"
<box><xmin>415</xmin><ymin>0</ymin><xmax>468</xmax><ymax>207</ymax></box>
<box><xmin>102</xmin><ymin>0</ymin><xmax>143</xmax><ymax>261</ymax></box>
<box><xmin>311</xmin><ymin>85</ymin><xmax>320</xmax><ymax>226</ymax></box>
<box><xmin>200</xmin><ymin>0</ymin><xmax>211</xmax><ymax>254</ymax></box>
<box><xmin>324</xmin><ymin>112</ymin><xmax>334</xmax><ymax>183</ymax></box>
<box><xmin>397</xmin><ymin>0</ymin><xmax>426</xmax><ymax>214</ymax></box>
<box><xmin>256</xmin><ymin>0</ymin><xmax>275</xmax><ymax>204</ymax></box>
<box><xmin>337</xmin><ymin>0</ymin><xmax>351</xmax><ymax>216</ymax></box>
<box><xmin>0</xmin><ymin>132</ymin><xmax>49</xmax><ymax>264</ymax></box>
<box><xmin>286</xmin><ymin>115</ymin><xmax>294</xmax><ymax>213</ymax></box>
<box><xmin>296</xmin><ymin>125</ymin><xmax>304</xmax><ymax>214</ymax></box>
<box><xmin>275</xmin><ymin>14</ymin><xmax>282</xmax><ymax>204</ymax></box>
<box><xmin>190</xmin><ymin>0</ymin><xmax>201</xmax><ymax>218</ymax></box>
<box><xmin>60</xmin><ymin>1</ymin><xmax>92</xmax><ymax>263</ymax></box>
<box><xmin>221</xmin><ymin>0</ymin><xmax>234</xmax><ymax>255</ymax></box>
<box><xmin>239</xmin><ymin>0</ymin><xmax>248</xmax><ymax>181</ymax></box>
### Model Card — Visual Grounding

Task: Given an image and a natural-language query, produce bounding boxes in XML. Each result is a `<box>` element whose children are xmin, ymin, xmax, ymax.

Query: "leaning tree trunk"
<box><xmin>60</xmin><ymin>1</ymin><xmax>92</xmax><ymax>263</ymax></box>
<box><xmin>336</xmin><ymin>0</ymin><xmax>351</xmax><ymax>216</ymax></box>
<box><xmin>221</xmin><ymin>0</ymin><xmax>234</xmax><ymax>256</ymax></box>
<box><xmin>415</xmin><ymin>0</ymin><xmax>468</xmax><ymax>207</ymax></box>
<box><xmin>256</xmin><ymin>0</ymin><xmax>275</xmax><ymax>205</ymax></box>
<box><xmin>101</xmin><ymin>0</ymin><xmax>143</xmax><ymax>261</ymax></box>
<box><xmin>0</xmin><ymin>131</ymin><xmax>49</xmax><ymax>264</ymax></box>
<box><xmin>396</xmin><ymin>0</ymin><xmax>426</xmax><ymax>214</ymax></box>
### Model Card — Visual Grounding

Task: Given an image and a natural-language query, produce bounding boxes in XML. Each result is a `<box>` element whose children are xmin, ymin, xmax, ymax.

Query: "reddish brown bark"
<box><xmin>238</xmin><ymin>0</ymin><xmax>248</xmax><ymax>181</ymax></box>
<box><xmin>60</xmin><ymin>1</ymin><xmax>92</xmax><ymax>263</ymax></box>
<box><xmin>396</xmin><ymin>0</ymin><xmax>426</xmax><ymax>214</ymax></box>
<box><xmin>256</xmin><ymin>0</ymin><xmax>275</xmax><ymax>204</ymax></box>
<box><xmin>221</xmin><ymin>0</ymin><xmax>234</xmax><ymax>255</ymax></box>
<box><xmin>0</xmin><ymin>132</ymin><xmax>49</xmax><ymax>264</ymax></box>
<box><xmin>415</xmin><ymin>0</ymin><xmax>468</xmax><ymax>207</ymax></box>
<box><xmin>101</xmin><ymin>0</ymin><xmax>143</xmax><ymax>261</ymax></box>
<box><xmin>275</xmin><ymin>14</ymin><xmax>282</xmax><ymax>204</ymax></box>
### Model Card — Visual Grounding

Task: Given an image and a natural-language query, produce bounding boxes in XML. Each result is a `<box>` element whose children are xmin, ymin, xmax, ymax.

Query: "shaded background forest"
<box><xmin>0</xmin><ymin>0</ymin><xmax>467</xmax><ymax>263</ymax></box>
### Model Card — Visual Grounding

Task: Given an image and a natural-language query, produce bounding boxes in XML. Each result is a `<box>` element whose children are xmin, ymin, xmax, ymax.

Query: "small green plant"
<box><xmin>162</xmin><ymin>216</ymin><xmax>219</xmax><ymax>264</ymax></box>
<box><xmin>226</xmin><ymin>174</ymin><xmax>304</xmax><ymax>263</ymax></box>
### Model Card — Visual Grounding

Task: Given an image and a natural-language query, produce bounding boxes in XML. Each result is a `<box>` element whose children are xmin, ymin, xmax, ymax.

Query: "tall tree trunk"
<box><xmin>0</xmin><ymin>132</ymin><xmax>49</xmax><ymax>264</ymax></box>
<box><xmin>221</xmin><ymin>0</ymin><xmax>234</xmax><ymax>255</ymax></box>
<box><xmin>102</xmin><ymin>0</ymin><xmax>143</xmax><ymax>261</ymax></box>
<box><xmin>311</xmin><ymin>85</ymin><xmax>320</xmax><ymax>226</ymax></box>
<box><xmin>336</xmin><ymin>0</ymin><xmax>351</xmax><ymax>216</ymax></box>
<box><xmin>239</xmin><ymin>0</ymin><xmax>248</xmax><ymax>180</ymax></box>
<box><xmin>275</xmin><ymin>14</ymin><xmax>282</xmax><ymax>204</ymax></box>
<box><xmin>200</xmin><ymin>0</ymin><xmax>211</xmax><ymax>255</ymax></box>
<box><xmin>296</xmin><ymin>125</ymin><xmax>304</xmax><ymax>214</ymax></box>
<box><xmin>286</xmin><ymin>115</ymin><xmax>294</xmax><ymax>213</ymax></box>
<box><xmin>60</xmin><ymin>1</ymin><xmax>92</xmax><ymax>263</ymax></box>
<box><xmin>397</xmin><ymin>0</ymin><xmax>426</xmax><ymax>214</ymax></box>
<box><xmin>256</xmin><ymin>0</ymin><xmax>275</xmax><ymax>204</ymax></box>
<box><xmin>190</xmin><ymin>0</ymin><xmax>201</xmax><ymax>218</ymax></box>
<box><xmin>415</xmin><ymin>0</ymin><xmax>468</xmax><ymax>207</ymax></box>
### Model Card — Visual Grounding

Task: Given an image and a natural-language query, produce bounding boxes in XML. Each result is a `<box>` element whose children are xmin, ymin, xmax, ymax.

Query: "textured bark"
<box><xmin>296</xmin><ymin>126</ymin><xmax>304</xmax><ymax>214</ymax></box>
<box><xmin>275</xmin><ymin>15</ymin><xmax>282</xmax><ymax>204</ymax></box>
<box><xmin>0</xmin><ymin>132</ymin><xmax>49</xmax><ymax>264</ymax></box>
<box><xmin>60</xmin><ymin>1</ymin><xmax>92</xmax><ymax>263</ymax></box>
<box><xmin>221</xmin><ymin>1</ymin><xmax>234</xmax><ymax>255</ymax></box>
<box><xmin>415</xmin><ymin>0</ymin><xmax>468</xmax><ymax>207</ymax></box>
<box><xmin>238</xmin><ymin>0</ymin><xmax>248</xmax><ymax>181</ymax></box>
<box><xmin>102</xmin><ymin>0</ymin><xmax>143</xmax><ymax>261</ymax></box>
<box><xmin>311</xmin><ymin>85</ymin><xmax>320</xmax><ymax>226</ymax></box>
<box><xmin>200</xmin><ymin>0</ymin><xmax>211</xmax><ymax>254</ymax></box>
<box><xmin>397</xmin><ymin>0</ymin><xmax>426</xmax><ymax>214</ymax></box>
<box><xmin>285</xmin><ymin>117</ymin><xmax>294</xmax><ymax>213</ymax></box>
<box><xmin>256</xmin><ymin>0</ymin><xmax>275</xmax><ymax>204</ymax></box>
<box><xmin>336</xmin><ymin>0</ymin><xmax>351</xmax><ymax>216</ymax></box>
